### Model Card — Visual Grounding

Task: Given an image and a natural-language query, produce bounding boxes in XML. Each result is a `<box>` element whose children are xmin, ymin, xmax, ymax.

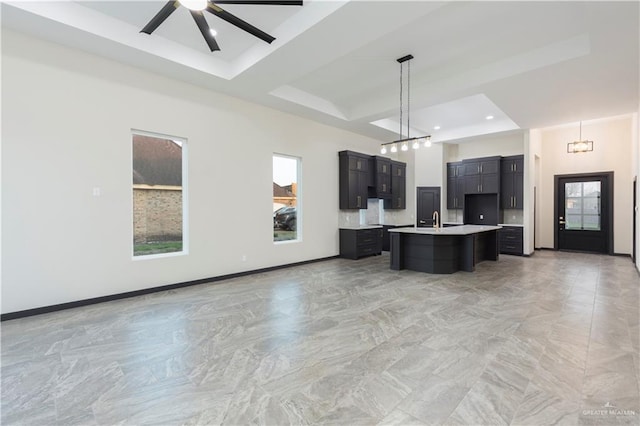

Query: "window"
<box><xmin>565</xmin><ymin>181</ymin><xmax>601</xmax><ymax>231</ymax></box>
<box><xmin>273</xmin><ymin>154</ymin><xmax>300</xmax><ymax>242</ymax></box>
<box><xmin>132</xmin><ymin>131</ymin><xmax>186</xmax><ymax>256</ymax></box>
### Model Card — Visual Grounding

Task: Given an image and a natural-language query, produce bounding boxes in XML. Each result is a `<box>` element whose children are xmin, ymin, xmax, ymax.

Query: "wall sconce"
<box><xmin>567</xmin><ymin>121</ymin><xmax>594</xmax><ymax>153</ymax></box>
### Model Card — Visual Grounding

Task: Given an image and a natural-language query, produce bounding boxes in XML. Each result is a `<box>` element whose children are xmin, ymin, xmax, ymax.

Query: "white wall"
<box><xmin>1</xmin><ymin>30</ymin><xmax>382</xmax><ymax>314</ymax></box>
<box><xmin>528</xmin><ymin>129</ymin><xmax>543</xmax><ymax>250</ymax></box>
<box><xmin>445</xmin><ymin>132</ymin><xmax>526</xmax><ymax>162</ymax></box>
<box><xmin>537</xmin><ymin>115</ymin><xmax>634</xmax><ymax>254</ymax></box>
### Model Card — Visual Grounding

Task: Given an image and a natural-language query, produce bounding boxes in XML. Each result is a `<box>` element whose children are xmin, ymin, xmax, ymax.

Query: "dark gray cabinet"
<box><xmin>339</xmin><ymin>228</ymin><xmax>383</xmax><ymax>259</ymax></box>
<box><xmin>464</xmin><ymin>156</ymin><xmax>500</xmax><ymax>194</ymax></box>
<box><xmin>384</xmin><ymin>161</ymin><xmax>406</xmax><ymax>209</ymax></box>
<box><xmin>446</xmin><ymin>161</ymin><xmax>465</xmax><ymax>209</ymax></box>
<box><xmin>381</xmin><ymin>224</ymin><xmax>412</xmax><ymax>251</ymax></box>
<box><xmin>339</xmin><ymin>151</ymin><xmax>369</xmax><ymax>209</ymax></box>
<box><xmin>368</xmin><ymin>156</ymin><xmax>391</xmax><ymax>199</ymax></box>
<box><xmin>499</xmin><ymin>226</ymin><xmax>523</xmax><ymax>255</ymax></box>
<box><xmin>339</xmin><ymin>151</ymin><xmax>405</xmax><ymax>210</ymax></box>
<box><xmin>501</xmin><ymin>155</ymin><xmax>524</xmax><ymax>209</ymax></box>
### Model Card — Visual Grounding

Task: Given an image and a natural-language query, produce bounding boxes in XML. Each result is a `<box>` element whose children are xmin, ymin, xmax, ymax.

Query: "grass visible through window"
<box><xmin>134</xmin><ymin>241</ymin><xmax>183</xmax><ymax>256</ymax></box>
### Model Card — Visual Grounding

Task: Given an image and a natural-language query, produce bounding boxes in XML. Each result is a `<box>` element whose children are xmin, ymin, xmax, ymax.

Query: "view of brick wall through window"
<box><xmin>132</xmin><ymin>133</ymin><xmax>183</xmax><ymax>256</ymax></box>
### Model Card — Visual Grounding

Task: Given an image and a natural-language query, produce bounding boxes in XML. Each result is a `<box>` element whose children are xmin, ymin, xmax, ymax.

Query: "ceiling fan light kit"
<box><xmin>180</xmin><ymin>0</ymin><xmax>208</xmax><ymax>11</ymax></box>
<box><xmin>380</xmin><ymin>54</ymin><xmax>432</xmax><ymax>155</ymax></box>
<box><xmin>141</xmin><ymin>0</ymin><xmax>303</xmax><ymax>52</ymax></box>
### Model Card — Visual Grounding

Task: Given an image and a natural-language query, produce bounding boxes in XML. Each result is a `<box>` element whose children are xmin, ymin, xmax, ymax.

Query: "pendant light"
<box><xmin>567</xmin><ymin>121</ymin><xmax>594</xmax><ymax>153</ymax></box>
<box><xmin>380</xmin><ymin>54</ymin><xmax>431</xmax><ymax>154</ymax></box>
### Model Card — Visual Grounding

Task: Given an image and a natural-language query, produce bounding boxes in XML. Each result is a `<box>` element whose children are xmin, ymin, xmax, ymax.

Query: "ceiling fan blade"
<box><xmin>141</xmin><ymin>0</ymin><xmax>180</xmax><ymax>34</ymax></box>
<box><xmin>190</xmin><ymin>10</ymin><xmax>221</xmax><ymax>51</ymax></box>
<box><xmin>206</xmin><ymin>3</ymin><xmax>275</xmax><ymax>44</ymax></box>
<box><xmin>212</xmin><ymin>1</ymin><xmax>303</xmax><ymax>5</ymax></box>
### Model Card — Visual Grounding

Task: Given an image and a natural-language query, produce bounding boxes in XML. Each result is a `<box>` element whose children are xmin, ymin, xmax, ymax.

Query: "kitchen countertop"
<box><xmin>339</xmin><ymin>225</ymin><xmax>383</xmax><ymax>230</ymax></box>
<box><xmin>389</xmin><ymin>225</ymin><xmax>502</xmax><ymax>235</ymax></box>
<box><xmin>498</xmin><ymin>223</ymin><xmax>524</xmax><ymax>227</ymax></box>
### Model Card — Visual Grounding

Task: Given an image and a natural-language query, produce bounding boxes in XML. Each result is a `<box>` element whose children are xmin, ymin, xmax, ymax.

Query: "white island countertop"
<box><xmin>388</xmin><ymin>225</ymin><xmax>502</xmax><ymax>235</ymax></box>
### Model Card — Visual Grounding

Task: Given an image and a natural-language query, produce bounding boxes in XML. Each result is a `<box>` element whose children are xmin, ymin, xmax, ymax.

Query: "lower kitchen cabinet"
<box><xmin>339</xmin><ymin>227</ymin><xmax>383</xmax><ymax>259</ymax></box>
<box><xmin>381</xmin><ymin>225</ymin><xmax>413</xmax><ymax>251</ymax></box>
<box><xmin>499</xmin><ymin>226</ymin><xmax>523</xmax><ymax>255</ymax></box>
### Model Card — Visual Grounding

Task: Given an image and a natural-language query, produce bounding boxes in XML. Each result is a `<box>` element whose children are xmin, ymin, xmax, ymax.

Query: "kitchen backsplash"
<box><xmin>338</xmin><ymin>198</ymin><xmax>414</xmax><ymax>227</ymax></box>
<box><xmin>502</xmin><ymin>209</ymin><xmax>524</xmax><ymax>224</ymax></box>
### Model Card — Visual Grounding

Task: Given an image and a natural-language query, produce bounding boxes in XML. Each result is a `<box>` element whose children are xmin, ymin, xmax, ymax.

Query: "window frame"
<box><xmin>273</xmin><ymin>153</ymin><xmax>302</xmax><ymax>244</ymax></box>
<box><xmin>131</xmin><ymin>129</ymin><xmax>189</xmax><ymax>260</ymax></box>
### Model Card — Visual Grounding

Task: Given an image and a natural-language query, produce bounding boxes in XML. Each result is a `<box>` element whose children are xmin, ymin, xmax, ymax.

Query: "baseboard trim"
<box><xmin>1</xmin><ymin>255</ymin><xmax>340</xmax><ymax>321</ymax></box>
<box><xmin>612</xmin><ymin>252</ymin><xmax>632</xmax><ymax>258</ymax></box>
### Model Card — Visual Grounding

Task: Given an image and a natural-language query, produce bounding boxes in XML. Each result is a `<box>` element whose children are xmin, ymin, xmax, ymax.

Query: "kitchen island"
<box><xmin>388</xmin><ymin>225</ymin><xmax>501</xmax><ymax>273</ymax></box>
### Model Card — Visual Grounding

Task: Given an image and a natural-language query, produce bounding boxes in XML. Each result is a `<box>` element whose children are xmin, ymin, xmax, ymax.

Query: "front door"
<box><xmin>416</xmin><ymin>187</ymin><xmax>441</xmax><ymax>227</ymax></box>
<box><xmin>555</xmin><ymin>173</ymin><xmax>613</xmax><ymax>254</ymax></box>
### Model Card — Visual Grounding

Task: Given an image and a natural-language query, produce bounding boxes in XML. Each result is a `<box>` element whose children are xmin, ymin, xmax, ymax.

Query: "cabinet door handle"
<box><xmin>480</xmin><ymin>164</ymin><xmax>483</xmax><ymax>173</ymax></box>
<box><xmin>357</xmin><ymin>195</ymin><xmax>361</xmax><ymax>207</ymax></box>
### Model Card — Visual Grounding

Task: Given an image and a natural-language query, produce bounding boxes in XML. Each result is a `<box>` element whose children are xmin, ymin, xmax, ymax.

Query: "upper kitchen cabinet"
<box><xmin>446</xmin><ymin>161</ymin><xmax>465</xmax><ymax>209</ymax></box>
<box><xmin>463</xmin><ymin>156</ymin><xmax>501</xmax><ymax>194</ymax></box>
<box><xmin>368</xmin><ymin>156</ymin><xmax>392</xmax><ymax>199</ymax></box>
<box><xmin>384</xmin><ymin>160</ymin><xmax>406</xmax><ymax>209</ymax></box>
<box><xmin>501</xmin><ymin>155</ymin><xmax>524</xmax><ymax>209</ymax></box>
<box><xmin>339</xmin><ymin>150</ymin><xmax>369</xmax><ymax>209</ymax></box>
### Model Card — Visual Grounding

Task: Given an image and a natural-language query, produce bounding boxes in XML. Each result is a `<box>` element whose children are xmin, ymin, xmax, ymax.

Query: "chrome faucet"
<box><xmin>433</xmin><ymin>211</ymin><xmax>440</xmax><ymax>230</ymax></box>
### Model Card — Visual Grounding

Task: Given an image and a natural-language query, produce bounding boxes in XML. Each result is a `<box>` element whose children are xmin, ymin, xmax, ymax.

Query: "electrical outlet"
<box><xmin>242</xmin><ymin>255</ymin><xmax>247</xmax><ymax>262</ymax></box>
<box><xmin>92</xmin><ymin>187</ymin><xmax>101</xmax><ymax>197</ymax></box>
<box><xmin>479</xmin><ymin>214</ymin><xmax>484</xmax><ymax>220</ymax></box>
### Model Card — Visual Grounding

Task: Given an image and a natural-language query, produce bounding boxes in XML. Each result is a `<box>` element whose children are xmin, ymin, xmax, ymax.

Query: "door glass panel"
<box><xmin>565</xmin><ymin>182</ymin><xmax>582</xmax><ymax>197</ymax></box>
<box><xmin>564</xmin><ymin>181</ymin><xmax>601</xmax><ymax>230</ymax></box>
<box><xmin>566</xmin><ymin>214</ymin><xmax>582</xmax><ymax>229</ymax></box>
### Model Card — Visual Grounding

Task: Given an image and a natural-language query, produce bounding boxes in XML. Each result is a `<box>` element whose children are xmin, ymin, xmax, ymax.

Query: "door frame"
<box><xmin>553</xmin><ymin>171</ymin><xmax>614</xmax><ymax>255</ymax></box>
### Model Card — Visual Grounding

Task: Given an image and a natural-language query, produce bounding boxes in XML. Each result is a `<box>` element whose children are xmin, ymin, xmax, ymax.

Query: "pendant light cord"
<box><xmin>407</xmin><ymin>59</ymin><xmax>410</xmax><ymax>139</ymax></box>
<box><xmin>399</xmin><ymin>62</ymin><xmax>403</xmax><ymax>140</ymax></box>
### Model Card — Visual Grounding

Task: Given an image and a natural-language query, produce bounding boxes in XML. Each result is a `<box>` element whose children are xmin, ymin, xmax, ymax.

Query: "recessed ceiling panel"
<box><xmin>371</xmin><ymin>94</ymin><xmax>520</xmax><ymax>142</ymax></box>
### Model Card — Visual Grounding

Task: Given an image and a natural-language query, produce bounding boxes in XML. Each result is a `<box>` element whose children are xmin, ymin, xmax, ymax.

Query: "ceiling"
<box><xmin>2</xmin><ymin>1</ymin><xmax>639</xmax><ymax>144</ymax></box>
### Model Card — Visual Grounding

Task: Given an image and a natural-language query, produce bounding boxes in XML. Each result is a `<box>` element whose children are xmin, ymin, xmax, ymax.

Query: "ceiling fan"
<box><xmin>141</xmin><ymin>0</ymin><xmax>303</xmax><ymax>52</ymax></box>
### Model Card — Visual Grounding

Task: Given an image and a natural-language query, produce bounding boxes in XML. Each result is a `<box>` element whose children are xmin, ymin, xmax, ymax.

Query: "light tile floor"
<box><xmin>2</xmin><ymin>251</ymin><xmax>639</xmax><ymax>425</ymax></box>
